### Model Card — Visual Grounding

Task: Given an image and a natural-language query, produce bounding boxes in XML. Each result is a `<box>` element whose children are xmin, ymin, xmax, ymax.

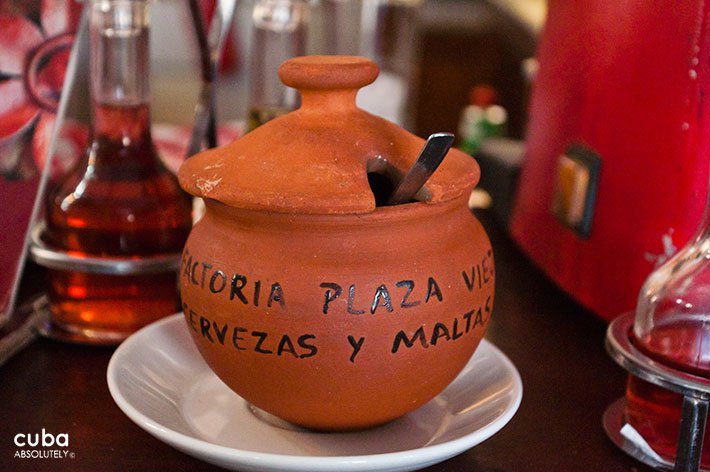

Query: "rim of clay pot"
<box><xmin>202</xmin><ymin>193</ymin><xmax>472</xmax><ymax>232</ymax></box>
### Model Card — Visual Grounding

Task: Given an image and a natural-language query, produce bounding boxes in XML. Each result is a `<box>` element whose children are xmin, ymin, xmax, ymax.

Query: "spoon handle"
<box><xmin>386</xmin><ymin>132</ymin><xmax>455</xmax><ymax>206</ymax></box>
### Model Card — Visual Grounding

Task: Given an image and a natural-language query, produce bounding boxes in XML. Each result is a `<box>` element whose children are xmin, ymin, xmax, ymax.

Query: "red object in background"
<box><xmin>0</xmin><ymin>0</ymin><xmax>81</xmax><ymax>322</ymax></box>
<box><xmin>200</xmin><ymin>0</ymin><xmax>239</xmax><ymax>73</ymax></box>
<box><xmin>510</xmin><ymin>0</ymin><xmax>710</xmax><ymax>320</ymax></box>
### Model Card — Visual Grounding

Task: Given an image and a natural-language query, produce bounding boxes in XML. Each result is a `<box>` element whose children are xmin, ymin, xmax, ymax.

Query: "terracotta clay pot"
<box><xmin>177</xmin><ymin>56</ymin><xmax>494</xmax><ymax>431</ymax></box>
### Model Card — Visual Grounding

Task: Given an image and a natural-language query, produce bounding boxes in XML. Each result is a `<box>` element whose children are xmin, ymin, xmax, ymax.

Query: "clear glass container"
<box><xmin>633</xmin><ymin>205</ymin><xmax>710</xmax><ymax>375</ymax></box>
<box><xmin>625</xmin><ymin>176</ymin><xmax>710</xmax><ymax>465</ymax></box>
<box><xmin>318</xmin><ymin>0</ymin><xmax>421</xmax><ymax>128</ymax></box>
<box><xmin>246</xmin><ymin>0</ymin><xmax>310</xmax><ymax>131</ymax></box>
<box><xmin>42</xmin><ymin>0</ymin><xmax>193</xmax><ymax>344</ymax></box>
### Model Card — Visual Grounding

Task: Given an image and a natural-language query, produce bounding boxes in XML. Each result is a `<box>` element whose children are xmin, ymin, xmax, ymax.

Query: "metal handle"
<box><xmin>676</xmin><ymin>395</ymin><xmax>709</xmax><ymax>472</ymax></box>
<box><xmin>386</xmin><ymin>132</ymin><xmax>455</xmax><ymax>206</ymax></box>
<box><xmin>186</xmin><ymin>0</ymin><xmax>237</xmax><ymax>157</ymax></box>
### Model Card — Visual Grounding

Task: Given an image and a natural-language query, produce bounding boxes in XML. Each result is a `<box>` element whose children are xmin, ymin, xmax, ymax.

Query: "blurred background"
<box><xmin>149</xmin><ymin>0</ymin><xmax>545</xmax><ymax>139</ymax></box>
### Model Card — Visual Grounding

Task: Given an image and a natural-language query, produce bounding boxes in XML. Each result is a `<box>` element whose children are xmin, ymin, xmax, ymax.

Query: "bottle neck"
<box><xmin>249</xmin><ymin>0</ymin><xmax>308</xmax><ymax>111</ymax></box>
<box><xmin>89</xmin><ymin>0</ymin><xmax>152</xmax><ymax>142</ymax></box>
<box><xmin>92</xmin><ymin>103</ymin><xmax>151</xmax><ymax>145</ymax></box>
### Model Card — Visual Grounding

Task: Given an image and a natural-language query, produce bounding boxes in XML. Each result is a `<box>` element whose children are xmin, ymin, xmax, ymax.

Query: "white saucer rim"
<box><xmin>107</xmin><ymin>313</ymin><xmax>523</xmax><ymax>471</ymax></box>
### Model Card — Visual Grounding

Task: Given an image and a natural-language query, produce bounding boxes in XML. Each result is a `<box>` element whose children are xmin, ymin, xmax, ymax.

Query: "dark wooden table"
<box><xmin>0</xmin><ymin>211</ymin><xmax>652</xmax><ymax>471</ymax></box>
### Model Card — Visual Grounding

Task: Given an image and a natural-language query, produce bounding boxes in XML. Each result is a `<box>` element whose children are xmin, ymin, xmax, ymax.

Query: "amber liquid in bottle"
<box><xmin>45</xmin><ymin>105</ymin><xmax>191</xmax><ymax>341</ymax></box>
<box><xmin>43</xmin><ymin>0</ymin><xmax>192</xmax><ymax>343</ymax></box>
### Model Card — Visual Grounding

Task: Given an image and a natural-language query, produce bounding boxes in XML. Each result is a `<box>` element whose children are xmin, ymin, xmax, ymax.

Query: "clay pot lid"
<box><xmin>178</xmin><ymin>56</ymin><xmax>480</xmax><ymax>215</ymax></box>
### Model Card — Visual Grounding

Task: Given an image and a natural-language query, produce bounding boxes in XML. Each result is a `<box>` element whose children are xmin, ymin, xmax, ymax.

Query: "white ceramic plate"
<box><xmin>107</xmin><ymin>314</ymin><xmax>522</xmax><ymax>472</ymax></box>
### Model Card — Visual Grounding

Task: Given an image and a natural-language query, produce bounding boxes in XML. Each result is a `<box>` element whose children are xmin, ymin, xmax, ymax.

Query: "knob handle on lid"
<box><xmin>279</xmin><ymin>55</ymin><xmax>379</xmax><ymax>90</ymax></box>
<box><xmin>279</xmin><ymin>56</ymin><xmax>379</xmax><ymax>111</ymax></box>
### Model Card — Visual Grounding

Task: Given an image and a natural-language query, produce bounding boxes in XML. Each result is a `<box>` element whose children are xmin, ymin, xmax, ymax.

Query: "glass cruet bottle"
<box><xmin>625</xmin><ymin>176</ymin><xmax>710</xmax><ymax>465</ymax></box>
<box><xmin>319</xmin><ymin>0</ymin><xmax>422</xmax><ymax>128</ymax></box>
<box><xmin>41</xmin><ymin>0</ymin><xmax>193</xmax><ymax>344</ymax></box>
<box><xmin>246</xmin><ymin>0</ymin><xmax>310</xmax><ymax>131</ymax></box>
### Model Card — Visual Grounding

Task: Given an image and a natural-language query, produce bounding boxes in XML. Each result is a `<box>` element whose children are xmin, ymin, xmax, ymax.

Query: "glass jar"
<box><xmin>318</xmin><ymin>0</ymin><xmax>422</xmax><ymax>128</ymax></box>
<box><xmin>625</xmin><ymin>176</ymin><xmax>710</xmax><ymax>465</ymax></box>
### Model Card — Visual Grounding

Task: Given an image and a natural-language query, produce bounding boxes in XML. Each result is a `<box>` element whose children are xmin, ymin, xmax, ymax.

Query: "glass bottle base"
<box><xmin>625</xmin><ymin>375</ymin><xmax>710</xmax><ymax>469</ymax></box>
<box><xmin>603</xmin><ymin>397</ymin><xmax>675</xmax><ymax>470</ymax></box>
<box><xmin>43</xmin><ymin>302</ymin><xmax>178</xmax><ymax>346</ymax></box>
<box><xmin>39</xmin><ymin>317</ymin><xmax>131</xmax><ymax>346</ymax></box>
<box><xmin>43</xmin><ymin>269</ymin><xmax>181</xmax><ymax>345</ymax></box>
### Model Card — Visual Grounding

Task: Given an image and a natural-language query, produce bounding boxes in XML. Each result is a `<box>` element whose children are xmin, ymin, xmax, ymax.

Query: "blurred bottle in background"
<box><xmin>457</xmin><ymin>84</ymin><xmax>507</xmax><ymax>155</ymax></box>
<box><xmin>246</xmin><ymin>0</ymin><xmax>310</xmax><ymax>131</ymax></box>
<box><xmin>42</xmin><ymin>0</ymin><xmax>193</xmax><ymax>344</ymax></box>
<box><xmin>316</xmin><ymin>0</ymin><xmax>421</xmax><ymax>129</ymax></box>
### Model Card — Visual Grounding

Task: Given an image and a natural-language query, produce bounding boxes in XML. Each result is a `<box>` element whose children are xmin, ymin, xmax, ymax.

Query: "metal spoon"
<box><xmin>386</xmin><ymin>132</ymin><xmax>455</xmax><ymax>205</ymax></box>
